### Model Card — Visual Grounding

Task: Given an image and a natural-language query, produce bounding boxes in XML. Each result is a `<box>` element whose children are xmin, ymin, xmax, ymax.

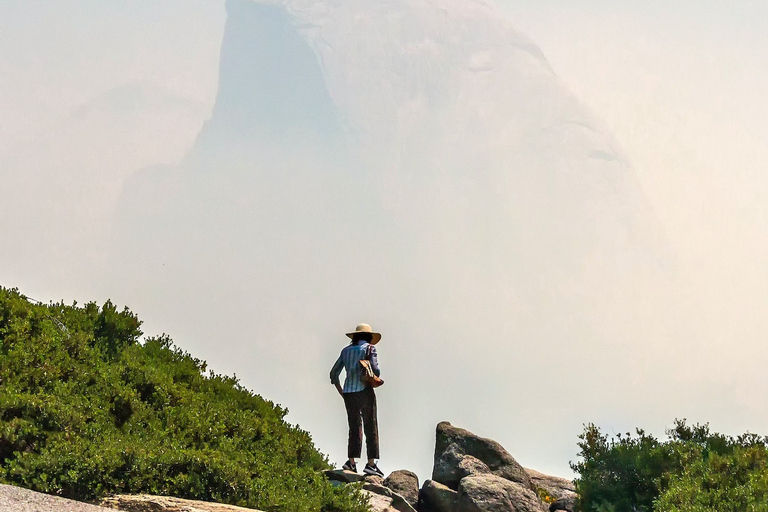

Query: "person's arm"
<box><xmin>330</xmin><ymin>355</ymin><xmax>344</xmax><ymax>395</ymax></box>
<box><xmin>369</xmin><ymin>346</ymin><xmax>380</xmax><ymax>377</ymax></box>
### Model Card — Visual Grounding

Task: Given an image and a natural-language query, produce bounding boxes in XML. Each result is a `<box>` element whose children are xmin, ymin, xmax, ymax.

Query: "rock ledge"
<box><xmin>100</xmin><ymin>494</ymin><xmax>262</xmax><ymax>512</ymax></box>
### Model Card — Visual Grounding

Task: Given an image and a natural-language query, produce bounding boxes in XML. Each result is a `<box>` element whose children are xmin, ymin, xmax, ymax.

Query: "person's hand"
<box><xmin>335</xmin><ymin>383</ymin><xmax>343</xmax><ymax>396</ymax></box>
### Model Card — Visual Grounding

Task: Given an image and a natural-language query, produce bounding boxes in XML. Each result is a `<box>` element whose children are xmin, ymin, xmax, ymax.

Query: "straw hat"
<box><xmin>346</xmin><ymin>323</ymin><xmax>381</xmax><ymax>345</ymax></box>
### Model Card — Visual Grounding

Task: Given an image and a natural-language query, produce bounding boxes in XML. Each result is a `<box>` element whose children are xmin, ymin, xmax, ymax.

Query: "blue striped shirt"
<box><xmin>330</xmin><ymin>342</ymin><xmax>380</xmax><ymax>393</ymax></box>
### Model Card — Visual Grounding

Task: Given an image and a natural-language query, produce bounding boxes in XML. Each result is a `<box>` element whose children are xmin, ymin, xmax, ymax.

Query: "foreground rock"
<box><xmin>0</xmin><ymin>484</ymin><xmax>109</xmax><ymax>512</ymax></box>
<box><xmin>419</xmin><ymin>480</ymin><xmax>458</xmax><ymax>512</ymax></box>
<box><xmin>362</xmin><ymin>486</ymin><xmax>420</xmax><ymax>512</ymax></box>
<box><xmin>433</xmin><ymin>422</ymin><xmax>536</xmax><ymax>493</ymax></box>
<box><xmin>384</xmin><ymin>470</ymin><xmax>420</xmax><ymax>508</ymax></box>
<box><xmin>364</xmin><ymin>490</ymin><xmax>401</xmax><ymax>512</ymax></box>
<box><xmin>100</xmin><ymin>494</ymin><xmax>262</xmax><ymax>512</ymax></box>
<box><xmin>362</xmin><ymin>482</ymin><xmax>417</xmax><ymax>512</ymax></box>
<box><xmin>458</xmin><ymin>474</ymin><xmax>545</xmax><ymax>512</ymax></box>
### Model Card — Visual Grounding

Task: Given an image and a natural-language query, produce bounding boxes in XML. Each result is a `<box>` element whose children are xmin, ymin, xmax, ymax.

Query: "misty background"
<box><xmin>2</xmin><ymin>0</ymin><xmax>768</xmax><ymax>481</ymax></box>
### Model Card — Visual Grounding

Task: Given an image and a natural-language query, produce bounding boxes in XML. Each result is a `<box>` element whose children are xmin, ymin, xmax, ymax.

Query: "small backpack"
<box><xmin>359</xmin><ymin>344</ymin><xmax>384</xmax><ymax>388</ymax></box>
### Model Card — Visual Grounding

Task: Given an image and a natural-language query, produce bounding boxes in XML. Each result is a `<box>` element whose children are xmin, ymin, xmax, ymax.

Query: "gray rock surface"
<box><xmin>524</xmin><ymin>469</ymin><xmax>575</xmax><ymax>500</ymax></box>
<box><xmin>458</xmin><ymin>455</ymin><xmax>492</xmax><ymax>480</ymax></box>
<box><xmin>363</xmin><ymin>489</ymin><xmax>399</xmax><ymax>512</ymax></box>
<box><xmin>419</xmin><ymin>480</ymin><xmax>458</xmax><ymax>512</ymax></box>
<box><xmin>383</xmin><ymin>470</ymin><xmax>420</xmax><ymax>508</ymax></box>
<box><xmin>433</xmin><ymin>443</ymin><xmax>466</xmax><ymax>489</ymax></box>
<box><xmin>434</xmin><ymin>445</ymin><xmax>493</xmax><ymax>490</ymax></box>
<box><xmin>363</xmin><ymin>482</ymin><xmax>417</xmax><ymax>512</ymax></box>
<box><xmin>100</xmin><ymin>494</ymin><xmax>261</xmax><ymax>511</ymax></box>
<box><xmin>457</xmin><ymin>475</ymin><xmax>546</xmax><ymax>512</ymax></box>
<box><xmin>0</xmin><ymin>484</ymin><xmax>108</xmax><ymax>512</ymax></box>
<box><xmin>325</xmin><ymin>469</ymin><xmax>366</xmax><ymax>484</ymax></box>
<box><xmin>433</xmin><ymin>422</ymin><xmax>535</xmax><ymax>492</ymax></box>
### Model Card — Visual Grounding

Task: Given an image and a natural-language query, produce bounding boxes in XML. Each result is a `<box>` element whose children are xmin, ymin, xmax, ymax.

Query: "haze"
<box><xmin>1</xmin><ymin>0</ymin><xmax>767</xmax><ymax>482</ymax></box>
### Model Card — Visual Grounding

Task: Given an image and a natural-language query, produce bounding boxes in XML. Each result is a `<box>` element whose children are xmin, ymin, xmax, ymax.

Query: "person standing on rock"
<box><xmin>330</xmin><ymin>323</ymin><xmax>384</xmax><ymax>477</ymax></box>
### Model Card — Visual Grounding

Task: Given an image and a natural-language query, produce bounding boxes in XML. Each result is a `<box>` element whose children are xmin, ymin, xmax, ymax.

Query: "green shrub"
<box><xmin>655</xmin><ymin>444</ymin><xmax>768</xmax><ymax>512</ymax></box>
<box><xmin>0</xmin><ymin>287</ymin><xmax>367</xmax><ymax>512</ymax></box>
<box><xmin>570</xmin><ymin>424</ymin><xmax>677</xmax><ymax>512</ymax></box>
<box><xmin>571</xmin><ymin>420</ymin><xmax>768</xmax><ymax>512</ymax></box>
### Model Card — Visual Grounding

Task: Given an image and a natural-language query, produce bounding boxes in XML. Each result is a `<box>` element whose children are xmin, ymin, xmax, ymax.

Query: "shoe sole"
<box><xmin>363</xmin><ymin>469</ymin><xmax>384</xmax><ymax>477</ymax></box>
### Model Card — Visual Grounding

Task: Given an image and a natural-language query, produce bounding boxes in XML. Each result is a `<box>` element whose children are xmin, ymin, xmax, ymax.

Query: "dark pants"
<box><xmin>343</xmin><ymin>387</ymin><xmax>379</xmax><ymax>459</ymax></box>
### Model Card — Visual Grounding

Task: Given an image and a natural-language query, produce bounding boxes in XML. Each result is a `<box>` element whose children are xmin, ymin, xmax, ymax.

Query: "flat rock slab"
<box><xmin>100</xmin><ymin>494</ymin><xmax>263</xmax><ymax>512</ymax></box>
<box><xmin>0</xmin><ymin>484</ymin><xmax>110</xmax><ymax>512</ymax></box>
<box><xmin>325</xmin><ymin>469</ymin><xmax>366</xmax><ymax>484</ymax></box>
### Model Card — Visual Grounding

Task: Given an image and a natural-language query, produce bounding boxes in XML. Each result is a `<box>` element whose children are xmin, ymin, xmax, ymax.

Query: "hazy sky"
<box><xmin>2</xmin><ymin>0</ymin><xmax>768</xmax><ymax>480</ymax></box>
<box><xmin>506</xmin><ymin>1</ymin><xmax>768</xmax><ymax>430</ymax></box>
<box><xmin>505</xmin><ymin>0</ymin><xmax>768</xmax><ymax>268</ymax></box>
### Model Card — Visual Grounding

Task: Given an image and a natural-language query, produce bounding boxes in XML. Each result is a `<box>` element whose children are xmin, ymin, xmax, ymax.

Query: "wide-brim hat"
<box><xmin>346</xmin><ymin>323</ymin><xmax>381</xmax><ymax>345</ymax></box>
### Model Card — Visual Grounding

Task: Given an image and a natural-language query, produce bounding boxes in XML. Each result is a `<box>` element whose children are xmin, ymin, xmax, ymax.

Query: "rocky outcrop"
<box><xmin>433</xmin><ymin>422</ymin><xmax>536</xmax><ymax>493</ymax></box>
<box><xmin>326</xmin><ymin>468</ymin><xmax>419</xmax><ymax>512</ymax></box>
<box><xmin>324</xmin><ymin>422</ymin><xmax>576</xmax><ymax>512</ymax></box>
<box><xmin>325</xmin><ymin>423</ymin><xmax>573</xmax><ymax>512</ymax></box>
<box><xmin>100</xmin><ymin>494</ymin><xmax>261</xmax><ymax>511</ymax></box>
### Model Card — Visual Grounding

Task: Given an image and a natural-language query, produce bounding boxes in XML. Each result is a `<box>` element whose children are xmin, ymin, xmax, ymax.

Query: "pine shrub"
<box><xmin>0</xmin><ymin>287</ymin><xmax>367</xmax><ymax>512</ymax></box>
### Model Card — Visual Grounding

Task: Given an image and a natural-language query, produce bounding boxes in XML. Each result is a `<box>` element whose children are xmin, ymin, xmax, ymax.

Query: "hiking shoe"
<box><xmin>342</xmin><ymin>460</ymin><xmax>357</xmax><ymax>473</ymax></box>
<box><xmin>363</xmin><ymin>462</ymin><xmax>384</xmax><ymax>477</ymax></box>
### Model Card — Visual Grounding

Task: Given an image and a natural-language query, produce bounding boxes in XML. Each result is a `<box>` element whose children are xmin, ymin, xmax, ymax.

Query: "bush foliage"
<box><xmin>0</xmin><ymin>287</ymin><xmax>367</xmax><ymax>512</ymax></box>
<box><xmin>571</xmin><ymin>420</ymin><xmax>768</xmax><ymax>512</ymax></box>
